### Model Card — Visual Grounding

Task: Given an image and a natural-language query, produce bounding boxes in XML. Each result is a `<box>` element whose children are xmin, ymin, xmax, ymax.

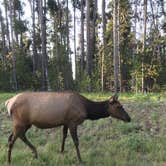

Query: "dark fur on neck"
<box><xmin>85</xmin><ymin>99</ymin><xmax>110</xmax><ymax>120</ymax></box>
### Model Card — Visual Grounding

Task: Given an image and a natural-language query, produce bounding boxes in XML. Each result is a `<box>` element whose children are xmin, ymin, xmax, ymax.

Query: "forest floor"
<box><xmin>0</xmin><ymin>92</ymin><xmax>166</xmax><ymax>166</ymax></box>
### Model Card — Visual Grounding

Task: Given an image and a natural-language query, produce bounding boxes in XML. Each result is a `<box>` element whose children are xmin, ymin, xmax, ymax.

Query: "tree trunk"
<box><xmin>66</xmin><ymin>0</ymin><xmax>70</xmax><ymax>61</ymax></box>
<box><xmin>18</xmin><ymin>12</ymin><xmax>23</xmax><ymax>48</ymax></box>
<box><xmin>9</xmin><ymin>0</ymin><xmax>18</xmax><ymax>90</ymax></box>
<box><xmin>0</xmin><ymin>9</ymin><xmax>7</xmax><ymax>65</ymax></box>
<box><xmin>38</xmin><ymin>0</ymin><xmax>49</xmax><ymax>91</ymax></box>
<box><xmin>73</xmin><ymin>0</ymin><xmax>76</xmax><ymax>79</ymax></box>
<box><xmin>132</xmin><ymin>0</ymin><xmax>137</xmax><ymax>93</ymax></box>
<box><xmin>13</xmin><ymin>5</ymin><xmax>18</xmax><ymax>45</ymax></box>
<box><xmin>149</xmin><ymin>0</ymin><xmax>156</xmax><ymax>28</ymax></box>
<box><xmin>142</xmin><ymin>0</ymin><xmax>147</xmax><ymax>92</ymax></box>
<box><xmin>80</xmin><ymin>0</ymin><xmax>85</xmax><ymax>76</ymax></box>
<box><xmin>86</xmin><ymin>0</ymin><xmax>92</xmax><ymax>90</ymax></box>
<box><xmin>113</xmin><ymin>0</ymin><xmax>118</xmax><ymax>94</ymax></box>
<box><xmin>31</xmin><ymin>0</ymin><xmax>38</xmax><ymax>80</ymax></box>
<box><xmin>117</xmin><ymin>1</ymin><xmax>121</xmax><ymax>92</ymax></box>
<box><xmin>91</xmin><ymin>0</ymin><xmax>97</xmax><ymax>59</ymax></box>
<box><xmin>101</xmin><ymin>0</ymin><xmax>106</xmax><ymax>91</ymax></box>
<box><xmin>4</xmin><ymin>0</ymin><xmax>11</xmax><ymax>49</ymax></box>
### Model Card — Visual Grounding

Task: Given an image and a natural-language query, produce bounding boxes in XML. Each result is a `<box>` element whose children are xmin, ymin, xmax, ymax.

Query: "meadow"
<box><xmin>0</xmin><ymin>92</ymin><xmax>166</xmax><ymax>166</ymax></box>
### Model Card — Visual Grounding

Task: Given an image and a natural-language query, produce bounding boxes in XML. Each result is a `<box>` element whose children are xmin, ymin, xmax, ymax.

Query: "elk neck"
<box><xmin>85</xmin><ymin>99</ymin><xmax>110</xmax><ymax>120</ymax></box>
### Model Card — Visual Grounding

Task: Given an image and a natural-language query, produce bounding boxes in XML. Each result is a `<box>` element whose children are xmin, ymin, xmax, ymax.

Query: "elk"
<box><xmin>5</xmin><ymin>92</ymin><xmax>131</xmax><ymax>164</ymax></box>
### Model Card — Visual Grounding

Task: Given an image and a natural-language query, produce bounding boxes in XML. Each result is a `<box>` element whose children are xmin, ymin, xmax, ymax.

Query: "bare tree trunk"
<box><xmin>132</xmin><ymin>0</ymin><xmax>137</xmax><ymax>93</ymax></box>
<box><xmin>4</xmin><ymin>0</ymin><xmax>11</xmax><ymax>49</ymax></box>
<box><xmin>38</xmin><ymin>0</ymin><xmax>49</xmax><ymax>91</ymax></box>
<box><xmin>91</xmin><ymin>0</ymin><xmax>97</xmax><ymax>59</ymax></box>
<box><xmin>9</xmin><ymin>0</ymin><xmax>18</xmax><ymax>90</ymax></box>
<box><xmin>66</xmin><ymin>0</ymin><xmax>70</xmax><ymax>61</ymax></box>
<box><xmin>0</xmin><ymin>9</ymin><xmax>7</xmax><ymax>65</ymax></box>
<box><xmin>101</xmin><ymin>0</ymin><xmax>106</xmax><ymax>91</ymax></box>
<box><xmin>73</xmin><ymin>0</ymin><xmax>76</xmax><ymax>79</ymax></box>
<box><xmin>80</xmin><ymin>0</ymin><xmax>85</xmax><ymax>76</ymax></box>
<box><xmin>142</xmin><ymin>0</ymin><xmax>147</xmax><ymax>93</ymax></box>
<box><xmin>13</xmin><ymin>6</ymin><xmax>18</xmax><ymax>45</ymax></box>
<box><xmin>30</xmin><ymin>0</ymin><xmax>38</xmax><ymax>80</ymax></box>
<box><xmin>117</xmin><ymin>1</ymin><xmax>121</xmax><ymax>92</ymax></box>
<box><xmin>149</xmin><ymin>0</ymin><xmax>156</xmax><ymax>28</ymax></box>
<box><xmin>113</xmin><ymin>0</ymin><xmax>118</xmax><ymax>94</ymax></box>
<box><xmin>86</xmin><ymin>0</ymin><xmax>92</xmax><ymax>90</ymax></box>
<box><xmin>18</xmin><ymin>12</ymin><xmax>23</xmax><ymax>48</ymax></box>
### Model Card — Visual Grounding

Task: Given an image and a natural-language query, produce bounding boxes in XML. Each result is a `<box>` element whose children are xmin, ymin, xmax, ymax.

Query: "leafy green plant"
<box><xmin>126</xmin><ymin>134</ymin><xmax>148</xmax><ymax>152</ymax></box>
<box><xmin>115</xmin><ymin>122</ymin><xmax>141</xmax><ymax>134</ymax></box>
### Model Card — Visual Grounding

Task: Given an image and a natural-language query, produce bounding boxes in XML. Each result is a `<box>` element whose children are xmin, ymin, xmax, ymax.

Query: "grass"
<box><xmin>0</xmin><ymin>92</ymin><xmax>166</xmax><ymax>165</ymax></box>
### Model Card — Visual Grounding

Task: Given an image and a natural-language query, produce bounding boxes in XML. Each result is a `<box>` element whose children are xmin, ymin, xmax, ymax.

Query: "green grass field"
<box><xmin>0</xmin><ymin>92</ymin><xmax>166</xmax><ymax>166</ymax></box>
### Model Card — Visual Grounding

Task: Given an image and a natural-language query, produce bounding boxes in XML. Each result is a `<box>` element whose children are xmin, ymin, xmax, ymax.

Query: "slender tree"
<box><xmin>142</xmin><ymin>0</ymin><xmax>147</xmax><ymax>92</ymax></box>
<box><xmin>117</xmin><ymin>1</ymin><xmax>121</xmax><ymax>92</ymax></box>
<box><xmin>4</xmin><ymin>0</ymin><xmax>10</xmax><ymax>50</ymax></box>
<box><xmin>86</xmin><ymin>0</ymin><xmax>92</xmax><ymax>90</ymax></box>
<box><xmin>101</xmin><ymin>0</ymin><xmax>106</xmax><ymax>91</ymax></box>
<box><xmin>132</xmin><ymin>0</ymin><xmax>139</xmax><ymax>93</ymax></box>
<box><xmin>66</xmin><ymin>0</ymin><xmax>70</xmax><ymax>60</ymax></box>
<box><xmin>91</xmin><ymin>0</ymin><xmax>97</xmax><ymax>60</ymax></box>
<box><xmin>29</xmin><ymin>0</ymin><xmax>38</xmax><ymax>81</ymax></box>
<box><xmin>80</xmin><ymin>0</ymin><xmax>85</xmax><ymax>75</ymax></box>
<box><xmin>9</xmin><ymin>0</ymin><xmax>18</xmax><ymax>90</ymax></box>
<box><xmin>38</xmin><ymin>0</ymin><xmax>49</xmax><ymax>90</ymax></box>
<box><xmin>73</xmin><ymin>0</ymin><xmax>77</xmax><ymax>79</ymax></box>
<box><xmin>0</xmin><ymin>9</ymin><xmax>7</xmax><ymax>65</ymax></box>
<box><xmin>113</xmin><ymin>0</ymin><xmax>118</xmax><ymax>94</ymax></box>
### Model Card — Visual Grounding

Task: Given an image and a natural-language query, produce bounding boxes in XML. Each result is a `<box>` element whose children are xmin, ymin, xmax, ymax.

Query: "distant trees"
<box><xmin>0</xmin><ymin>0</ymin><xmax>165</xmax><ymax>92</ymax></box>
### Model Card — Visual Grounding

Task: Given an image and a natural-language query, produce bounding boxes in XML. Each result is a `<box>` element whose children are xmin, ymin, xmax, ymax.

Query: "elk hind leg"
<box><xmin>7</xmin><ymin>132</ymin><xmax>17</xmax><ymax>164</ymax></box>
<box><xmin>19</xmin><ymin>125</ymin><xmax>38</xmax><ymax>159</ymax></box>
<box><xmin>7</xmin><ymin>124</ymin><xmax>26</xmax><ymax>164</ymax></box>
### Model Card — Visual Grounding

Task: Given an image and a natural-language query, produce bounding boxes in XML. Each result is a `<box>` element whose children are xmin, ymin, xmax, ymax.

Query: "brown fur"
<box><xmin>6</xmin><ymin>92</ymin><xmax>131</xmax><ymax>164</ymax></box>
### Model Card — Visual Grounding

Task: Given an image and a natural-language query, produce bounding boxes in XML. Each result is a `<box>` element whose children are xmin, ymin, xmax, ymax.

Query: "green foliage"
<box><xmin>47</xmin><ymin>0</ymin><xmax>58</xmax><ymax>15</ymax></box>
<box><xmin>76</xmin><ymin>72</ymin><xmax>91</xmax><ymax>92</ymax></box>
<box><xmin>14</xmin><ymin>0</ymin><xmax>22</xmax><ymax>12</ymax></box>
<box><xmin>0</xmin><ymin>64</ymin><xmax>10</xmax><ymax>91</ymax></box>
<box><xmin>126</xmin><ymin>134</ymin><xmax>147</xmax><ymax>152</ymax></box>
<box><xmin>31</xmin><ymin>71</ymin><xmax>42</xmax><ymax>91</ymax></box>
<box><xmin>115</xmin><ymin>122</ymin><xmax>140</xmax><ymax>134</ymax></box>
<box><xmin>14</xmin><ymin>19</ymin><xmax>27</xmax><ymax>34</ymax></box>
<box><xmin>15</xmin><ymin>48</ymin><xmax>33</xmax><ymax>89</ymax></box>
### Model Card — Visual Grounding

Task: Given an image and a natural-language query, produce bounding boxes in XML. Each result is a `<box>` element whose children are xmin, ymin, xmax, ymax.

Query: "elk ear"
<box><xmin>109</xmin><ymin>95</ymin><xmax>118</xmax><ymax>103</ymax></box>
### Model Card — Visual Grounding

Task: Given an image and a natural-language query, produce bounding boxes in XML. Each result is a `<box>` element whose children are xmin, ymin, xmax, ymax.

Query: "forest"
<box><xmin>0</xmin><ymin>1</ymin><xmax>166</xmax><ymax>165</ymax></box>
<box><xmin>0</xmin><ymin>0</ymin><xmax>165</xmax><ymax>92</ymax></box>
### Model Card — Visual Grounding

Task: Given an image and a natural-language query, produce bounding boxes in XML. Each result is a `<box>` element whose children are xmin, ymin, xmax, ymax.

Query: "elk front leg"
<box><xmin>69</xmin><ymin>126</ymin><xmax>82</xmax><ymax>163</ymax></box>
<box><xmin>61</xmin><ymin>125</ymin><xmax>68</xmax><ymax>153</ymax></box>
